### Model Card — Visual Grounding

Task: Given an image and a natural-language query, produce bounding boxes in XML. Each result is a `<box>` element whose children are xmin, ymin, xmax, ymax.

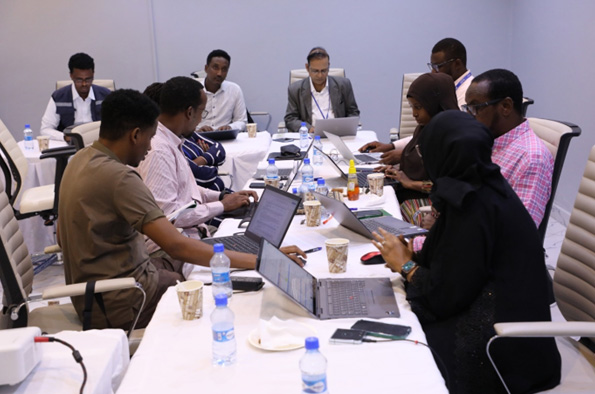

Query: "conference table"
<box><xmin>117</xmin><ymin>131</ymin><xmax>448</xmax><ymax>393</ymax></box>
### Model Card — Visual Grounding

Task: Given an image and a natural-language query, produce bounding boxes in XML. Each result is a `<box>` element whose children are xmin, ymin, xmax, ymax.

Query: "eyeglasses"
<box><xmin>73</xmin><ymin>77</ymin><xmax>93</xmax><ymax>85</ymax></box>
<box><xmin>427</xmin><ymin>59</ymin><xmax>454</xmax><ymax>72</ymax></box>
<box><xmin>202</xmin><ymin>110</ymin><xmax>209</xmax><ymax>119</ymax></box>
<box><xmin>461</xmin><ymin>98</ymin><xmax>506</xmax><ymax>116</ymax></box>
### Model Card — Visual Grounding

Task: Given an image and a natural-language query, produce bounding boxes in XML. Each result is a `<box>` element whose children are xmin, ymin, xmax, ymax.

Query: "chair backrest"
<box><xmin>289</xmin><ymin>68</ymin><xmax>345</xmax><ymax>85</ymax></box>
<box><xmin>190</xmin><ymin>70</ymin><xmax>207</xmax><ymax>80</ymax></box>
<box><xmin>65</xmin><ymin>121</ymin><xmax>101</xmax><ymax>150</ymax></box>
<box><xmin>0</xmin><ymin>118</ymin><xmax>28</xmax><ymax>206</ymax></box>
<box><xmin>553</xmin><ymin>144</ymin><xmax>595</xmax><ymax>338</ymax></box>
<box><xmin>55</xmin><ymin>79</ymin><xmax>116</xmax><ymax>91</ymax></box>
<box><xmin>0</xmin><ymin>182</ymin><xmax>34</xmax><ymax>329</ymax></box>
<box><xmin>528</xmin><ymin>117</ymin><xmax>581</xmax><ymax>242</ymax></box>
<box><xmin>397</xmin><ymin>73</ymin><xmax>423</xmax><ymax>140</ymax></box>
<box><xmin>522</xmin><ymin>97</ymin><xmax>534</xmax><ymax>117</ymax></box>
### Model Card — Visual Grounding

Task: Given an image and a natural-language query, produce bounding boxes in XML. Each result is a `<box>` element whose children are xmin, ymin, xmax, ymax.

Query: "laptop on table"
<box><xmin>313</xmin><ymin>117</ymin><xmax>359</xmax><ymax>138</ymax></box>
<box><xmin>324</xmin><ymin>131</ymin><xmax>382</xmax><ymax>164</ymax></box>
<box><xmin>318</xmin><ymin>149</ymin><xmax>399</xmax><ymax>188</ymax></box>
<box><xmin>315</xmin><ymin>192</ymin><xmax>427</xmax><ymax>239</ymax></box>
<box><xmin>257</xmin><ymin>239</ymin><xmax>399</xmax><ymax>319</ymax></box>
<box><xmin>202</xmin><ymin>186</ymin><xmax>301</xmax><ymax>254</ymax></box>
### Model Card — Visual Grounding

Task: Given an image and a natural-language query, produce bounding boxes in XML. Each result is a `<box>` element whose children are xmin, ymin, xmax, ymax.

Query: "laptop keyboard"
<box><xmin>326</xmin><ymin>280</ymin><xmax>368</xmax><ymax>317</ymax></box>
<box><xmin>362</xmin><ymin>218</ymin><xmax>404</xmax><ymax>236</ymax></box>
<box><xmin>357</xmin><ymin>172</ymin><xmax>399</xmax><ymax>188</ymax></box>
<box><xmin>355</xmin><ymin>153</ymin><xmax>380</xmax><ymax>163</ymax></box>
<box><xmin>202</xmin><ymin>235</ymin><xmax>260</xmax><ymax>254</ymax></box>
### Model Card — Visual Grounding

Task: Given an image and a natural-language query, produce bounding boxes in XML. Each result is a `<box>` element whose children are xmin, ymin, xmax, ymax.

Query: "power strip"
<box><xmin>0</xmin><ymin>327</ymin><xmax>41</xmax><ymax>385</ymax></box>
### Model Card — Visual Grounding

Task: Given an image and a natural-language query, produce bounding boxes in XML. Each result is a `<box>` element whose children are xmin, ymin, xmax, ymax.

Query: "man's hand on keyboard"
<box><xmin>221</xmin><ymin>192</ymin><xmax>252</xmax><ymax>211</ymax></box>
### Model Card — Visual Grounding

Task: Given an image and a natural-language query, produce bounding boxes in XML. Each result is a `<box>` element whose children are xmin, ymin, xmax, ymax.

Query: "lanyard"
<box><xmin>455</xmin><ymin>72</ymin><xmax>473</xmax><ymax>90</ymax></box>
<box><xmin>311</xmin><ymin>91</ymin><xmax>330</xmax><ymax>119</ymax></box>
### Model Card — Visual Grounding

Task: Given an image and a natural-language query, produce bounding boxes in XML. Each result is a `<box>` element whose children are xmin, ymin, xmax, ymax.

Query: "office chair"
<box><xmin>289</xmin><ymin>68</ymin><xmax>345</xmax><ymax>85</ymax></box>
<box><xmin>63</xmin><ymin>121</ymin><xmax>101</xmax><ymax>150</ymax></box>
<box><xmin>247</xmin><ymin>110</ymin><xmax>272</xmax><ymax>132</ymax></box>
<box><xmin>0</xmin><ymin>118</ymin><xmax>75</xmax><ymax>224</ymax></box>
<box><xmin>0</xmin><ymin>182</ymin><xmax>146</xmax><ymax>353</ymax></box>
<box><xmin>392</xmin><ymin>73</ymin><xmax>423</xmax><ymax>141</ymax></box>
<box><xmin>522</xmin><ymin>97</ymin><xmax>534</xmax><ymax>117</ymax></box>
<box><xmin>55</xmin><ymin>79</ymin><xmax>116</xmax><ymax>91</ymax></box>
<box><xmin>528</xmin><ymin>117</ymin><xmax>581</xmax><ymax>243</ymax></box>
<box><xmin>486</xmin><ymin>144</ymin><xmax>595</xmax><ymax>394</ymax></box>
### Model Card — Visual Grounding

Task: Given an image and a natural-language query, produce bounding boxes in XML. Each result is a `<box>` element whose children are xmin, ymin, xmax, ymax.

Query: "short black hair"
<box><xmin>159</xmin><ymin>76</ymin><xmax>204</xmax><ymax>116</ymax></box>
<box><xmin>432</xmin><ymin>38</ymin><xmax>467</xmax><ymax>67</ymax></box>
<box><xmin>68</xmin><ymin>53</ymin><xmax>95</xmax><ymax>73</ymax></box>
<box><xmin>99</xmin><ymin>89</ymin><xmax>159</xmax><ymax>141</ymax></box>
<box><xmin>206</xmin><ymin>49</ymin><xmax>231</xmax><ymax>65</ymax></box>
<box><xmin>307</xmin><ymin>47</ymin><xmax>329</xmax><ymax>64</ymax></box>
<box><xmin>143</xmin><ymin>82</ymin><xmax>164</xmax><ymax>106</ymax></box>
<box><xmin>473</xmin><ymin>69</ymin><xmax>524</xmax><ymax>115</ymax></box>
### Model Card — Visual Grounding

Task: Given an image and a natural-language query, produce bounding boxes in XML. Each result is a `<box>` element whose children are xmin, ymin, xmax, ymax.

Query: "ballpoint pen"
<box><xmin>304</xmin><ymin>247</ymin><xmax>322</xmax><ymax>254</ymax></box>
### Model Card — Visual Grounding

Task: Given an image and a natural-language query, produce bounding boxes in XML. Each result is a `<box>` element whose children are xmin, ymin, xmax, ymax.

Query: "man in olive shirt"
<box><xmin>58</xmin><ymin>89</ymin><xmax>304</xmax><ymax>330</ymax></box>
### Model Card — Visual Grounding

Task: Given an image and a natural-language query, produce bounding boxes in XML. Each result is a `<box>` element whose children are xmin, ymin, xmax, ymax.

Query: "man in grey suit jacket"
<box><xmin>284</xmin><ymin>47</ymin><xmax>360</xmax><ymax>133</ymax></box>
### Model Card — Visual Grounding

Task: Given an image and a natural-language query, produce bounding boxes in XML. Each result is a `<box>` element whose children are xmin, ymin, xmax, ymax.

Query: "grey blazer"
<box><xmin>284</xmin><ymin>76</ymin><xmax>360</xmax><ymax>132</ymax></box>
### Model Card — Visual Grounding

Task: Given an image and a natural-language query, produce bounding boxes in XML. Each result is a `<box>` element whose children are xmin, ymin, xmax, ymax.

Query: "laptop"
<box><xmin>313</xmin><ymin>117</ymin><xmax>359</xmax><ymax>138</ymax></box>
<box><xmin>257</xmin><ymin>239</ymin><xmax>400</xmax><ymax>319</ymax></box>
<box><xmin>324</xmin><ymin>131</ymin><xmax>382</xmax><ymax>164</ymax></box>
<box><xmin>315</xmin><ymin>192</ymin><xmax>427</xmax><ymax>239</ymax></box>
<box><xmin>197</xmin><ymin>129</ymin><xmax>239</xmax><ymax>141</ymax></box>
<box><xmin>318</xmin><ymin>149</ymin><xmax>399</xmax><ymax>188</ymax></box>
<box><xmin>202</xmin><ymin>186</ymin><xmax>301</xmax><ymax>254</ymax></box>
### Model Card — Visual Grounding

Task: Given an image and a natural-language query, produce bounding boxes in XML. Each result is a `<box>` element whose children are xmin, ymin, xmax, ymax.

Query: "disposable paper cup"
<box><xmin>264</xmin><ymin>177</ymin><xmax>280</xmax><ymax>188</ymax></box>
<box><xmin>325</xmin><ymin>238</ymin><xmax>349</xmax><ymax>273</ymax></box>
<box><xmin>246</xmin><ymin>123</ymin><xmax>258</xmax><ymax>138</ymax></box>
<box><xmin>176</xmin><ymin>280</ymin><xmax>203</xmax><ymax>320</ymax></box>
<box><xmin>303</xmin><ymin>200</ymin><xmax>321</xmax><ymax>227</ymax></box>
<box><xmin>367</xmin><ymin>173</ymin><xmax>385</xmax><ymax>196</ymax></box>
<box><xmin>37</xmin><ymin>136</ymin><xmax>50</xmax><ymax>151</ymax></box>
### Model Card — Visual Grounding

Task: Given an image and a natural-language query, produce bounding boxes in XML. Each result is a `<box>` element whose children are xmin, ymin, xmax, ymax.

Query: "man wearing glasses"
<box><xmin>428</xmin><ymin>38</ymin><xmax>473</xmax><ymax>109</ymax></box>
<box><xmin>284</xmin><ymin>47</ymin><xmax>360</xmax><ymax>133</ymax></box>
<box><xmin>41</xmin><ymin>53</ymin><xmax>111</xmax><ymax>140</ymax></box>
<box><xmin>463</xmin><ymin>69</ymin><xmax>553</xmax><ymax>227</ymax></box>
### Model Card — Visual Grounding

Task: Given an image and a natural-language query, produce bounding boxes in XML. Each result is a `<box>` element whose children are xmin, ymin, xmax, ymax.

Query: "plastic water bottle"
<box><xmin>302</xmin><ymin>158</ymin><xmax>315</xmax><ymax>192</ymax></box>
<box><xmin>211</xmin><ymin>294</ymin><xmax>237</xmax><ymax>366</ymax></box>
<box><xmin>313</xmin><ymin>135</ymin><xmax>323</xmax><ymax>166</ymax></box>
<box><xmin>23</xmin><ymin>124</ymin><xmax>34</xmax><ymax>150</ymax></box>
<box><xmin>299</xmin><ymin>122</ymin><xmax>309</xmax><ymax>150</ymax></box>
<box><xmin>210</xmin><ymin>244</ymin><xmax>232</xmax><ymax>299</ymax></box>
<box><xmin>266</xmin><ymin>158</ymin><xmax>279</xmax><ymax>181</ymax></box>
<box><xmin>315</xmin><ymin>179</ymin><xmax>329</xmax><ymax>221</ymax></box>
<box><xmin>300</xmin><ymin>337</ymin><xmax>328</xmax><ymax>394</ymax></box>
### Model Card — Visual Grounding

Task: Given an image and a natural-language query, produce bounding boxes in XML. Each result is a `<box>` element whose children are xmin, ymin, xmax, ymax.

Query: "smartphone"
<box><xmin>351</xmin><ymin>320</ymin><xmax>411</xmax><ymax>338</ymax></box>
<box><xmin>249</xmin><ymin>182</ymin><xmax>266</xmax><ymax>189</ymax></box>
<box><xmin>329</xmin><ymin>329</ymin><xmax>366</xmax><ymax>344</ymax></box>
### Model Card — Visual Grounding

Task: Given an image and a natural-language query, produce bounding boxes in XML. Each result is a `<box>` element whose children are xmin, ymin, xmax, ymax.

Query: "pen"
<box><xmin>349</xmin><ymin>207</ymin><xmax>358</xmax><ymax>211</ymax></box>
<box><xmin>304</xmin><ymin>247</ymin><xmax>322</xmax><ymax>254</ymax></box>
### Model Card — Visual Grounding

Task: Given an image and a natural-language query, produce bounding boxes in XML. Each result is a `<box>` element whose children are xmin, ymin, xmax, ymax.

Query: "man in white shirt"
<box><xmin>197</xmin><ymin>49</ymin><xmax>247</xmax><ymax>132</ymax></box>
<box><xmin>40</xmin><ymin>53</ymin><xmax>111</xmax><ymax>140</ymax></box>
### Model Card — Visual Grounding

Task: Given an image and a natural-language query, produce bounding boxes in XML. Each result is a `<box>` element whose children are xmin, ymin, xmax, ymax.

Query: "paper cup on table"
<box><xmin>264</xmin><ymin>177</ymin><xmax>280</xmax><ymax>188</ymax></box>
<box><xmin>303</xmin><ymin>200</ymin><xmax>321</xmax><ymax>227</ymax></box>
<box><xmin>246</xmin><ymin>123</ymin><xmax>258</xmax><ymax>138</ymax></box>
<box><xmin>325</xmin><ymin>238</ymin><xmax>349</xmax><ymax>273</ymax></box>
<box><xmin>176</xmin><ymin>280</ymin><xmax>203</xmax><ymax>320</ymax></box>
<box><xmin>37</xmin><ymin>136</ymin><xmax>50</xmax><ymax>151</ymax></box>
<box><xmin>367</xmin><ymin>173</ymin><xmax>385</xmax><ymax>196</ymax></box>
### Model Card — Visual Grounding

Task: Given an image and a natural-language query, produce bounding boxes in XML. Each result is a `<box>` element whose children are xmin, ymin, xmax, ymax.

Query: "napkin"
<box><xmin>258</xmin><ymin>316</ymin><xmax>315</xmax><ymax>349</ymax></box>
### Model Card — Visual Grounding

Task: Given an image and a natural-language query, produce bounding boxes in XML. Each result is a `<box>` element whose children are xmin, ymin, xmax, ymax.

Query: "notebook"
<box><xmin>313</xmin><ymin>117</ymin><xmax>359</xmax><ymax>137</ymax></box>
<box><xmin>314</xmin><ymin>192</ymin><xmax>427</xmax><ymax>239</ymax></box>
<box><xmin>257</xmin><ymin>239</ymin><xmax>400</xmax><ymax>319</ymax></box>
<box><xmin>196</xmin><ymin>128</ymin><xmax>239</xmax><ymax>141</ymax></box>
<box><xmin>201</xmin><ymin>186</ymin><xmax>301</xmax><ymax>254</ymax></box>
<box><xmin>318</xmin><ymin>149</ymin><xmax>399</xmax><ymax>188</ymax></box>
<box><xmin>324</xmin><ymin>131</ymin><xmax>382</xmax><ymax>164</ymax></box>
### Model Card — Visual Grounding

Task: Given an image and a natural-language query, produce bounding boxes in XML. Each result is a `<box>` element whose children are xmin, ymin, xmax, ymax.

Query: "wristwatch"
<box><xmin>401</xmin><ymin>260</ymin><xmax>417</xmax><ymax>276</ymax></box>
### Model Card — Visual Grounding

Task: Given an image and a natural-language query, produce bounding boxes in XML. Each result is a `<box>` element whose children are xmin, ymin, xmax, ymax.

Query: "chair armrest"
<box><xmin>494</xmin><ymin>322</ymin><xmax>595</xmax><ymax>338</ymax></box>
<box><xmin>40</xmin><ymin>146</ymin><xmax>77</xmax><ymax>159</ymax></box>
<box><xmin>41</xmin><ymin>278</ymin><xmax>137</xmax><ymax>299</ymax></box>
<box><xmin>43</xmin><ymin>244</ymin><xmax>62</xmax><ymax>254</ymax></box>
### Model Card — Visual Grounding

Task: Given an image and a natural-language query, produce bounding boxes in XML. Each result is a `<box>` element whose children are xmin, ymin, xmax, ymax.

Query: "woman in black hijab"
<box><xmin>372</xmin><ymin>111</ymin><xmax>561</xmax><ymax>394</ymax></box>
<box><xmin>385</xmin><ymin>73</ymin><xmax>459</xmax><ymax>224</ymax></box>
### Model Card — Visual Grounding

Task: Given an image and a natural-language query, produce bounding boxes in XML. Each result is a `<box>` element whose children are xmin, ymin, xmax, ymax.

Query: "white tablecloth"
<box><xmin>219</xmin><ymin>131</ymin><xmax>272</xmax><ymax>191</ymax></box>
<box><xmin>0</xmin><ymin>329</ymin><xmax>129</xmax><ymax>394</ymax></box>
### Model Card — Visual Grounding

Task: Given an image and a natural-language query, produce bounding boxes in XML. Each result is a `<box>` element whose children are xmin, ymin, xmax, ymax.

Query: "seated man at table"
<box><xmin>41</xmin><ymin>52</ymin><xmax>111</xmax><ymax>141</ymax></box>
<box><xmin>197</xmin><ymin>49</ymin><xmax>247</xmax><ymax>132</ymax></box>
<box><xmin>284</xmin><ymin>47</ymin><xmax>360</xmax><ymax>133</ymax></box>
<box><xmin>57</xmin><ymin>89</ymin><xmax>264</xmax><ymax>330</ymax></box>
<box><xmin>143</xmin><ymin>82</ymin><xmax>227</xmax><ymax>191</ymax></box>
<box><xmin>138</xmin><ymin>76</ymin><xmax>258</xmax><ymax>256</ymax></box>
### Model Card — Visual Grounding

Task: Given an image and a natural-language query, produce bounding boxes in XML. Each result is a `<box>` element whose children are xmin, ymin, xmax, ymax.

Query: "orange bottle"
<box><xmin>347</xmin><ymin>159</ymin><xmax>360</xmax><ymax>201</ymax></box>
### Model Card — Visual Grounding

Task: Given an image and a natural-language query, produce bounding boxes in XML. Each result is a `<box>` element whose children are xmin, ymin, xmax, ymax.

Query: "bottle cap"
<box><xmin>214</xmin><ymin>294</ymin><xmax>228</xmax><ymax>306</ymax></box>
<box><xmin>292</xmin><ymin>187</ymin><xmax>298</xmax><ymax>194</ymax></box>
<box><xmin>268</xmin><ymin>158</ymin><xmax>275</xmax><ymax>164</ymax></box>
<box><xmin>314</xmin><ymin>135</ymin><xmax>320</xmax><ymax>140</ymax></box>
<box><xmin>304</xmin><ymin>158</ymin><xmax>310</xmax><ymax>165</ymax></box>
<box><xmin>305</xmin><ymin>337</ymin><xmax>319</xmax><ymax>350</ymax></box>
<box><xmin>25</xmin><ymin>124</ymin><xmax>30</xmax><ymax>128</ymax></box>
<box><xmin>213</xmin><ymin>243</ymin><xmax>224</xmax><ymax>253</ymax></box>
<box><xmin>301</xmin><ymin>122</ymin><xmax>306</xmax><ymax>126</ymax></box>
<box><xmin>348</xmin><ymin>159</ymin><xmax>357</xmax><ymax>174</ymax></box>
<box><xmin>317</xmin><ymin>178</ymin><xmax>325</xmax><ymax>185</ymax></box>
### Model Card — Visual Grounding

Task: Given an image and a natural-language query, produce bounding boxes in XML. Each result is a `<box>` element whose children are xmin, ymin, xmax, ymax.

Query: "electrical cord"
<box><xmin>34</xmin><ymin>336</ymin><xmax>87</xmax><ymax>394</ymax></box>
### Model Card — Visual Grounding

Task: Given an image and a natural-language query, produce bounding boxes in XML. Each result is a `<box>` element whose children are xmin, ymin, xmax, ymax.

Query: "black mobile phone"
<box><xmin>249</xmin><ymin>182</ymin><xmax>266</xmax><ymax>189</ymax></box>
<box><xmin>231</xmin><ymin>276</ymin><xmax>264</xmax><ymax>292</ymax></box>
<box><xmin>350</xmin><ymin>320</ymin><xmax>411</xmax><ymax>338</ymax></box>
<box><xmin>329</xmin><ymin>328</ymin><xmax>366</xmax><ymax>344</ymax></box>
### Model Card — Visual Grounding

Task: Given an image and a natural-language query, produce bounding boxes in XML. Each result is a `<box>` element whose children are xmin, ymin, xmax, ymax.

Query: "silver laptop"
<box><xmin>315</xmin><ymin>192</ymin><xmax>427</xmax><ymax>239</ymax></box>
<box><xmin>323</xmin><ymin>131</ymin><xmax>382</xmax><ymax>164</ymax></box>
<box><xmin>257</xmin><ymin>239</ymin><xmax>399</xmax><ymax>319</ymax></box>
<box><xmin>318</xmin><ymin>149</ymin><xmax>399</xmax><ymax>188</ymax></box>
<box><xmin>314</xmin><ymin>117</ymin><xmax>359</xmax><ymax>137</ymax></box>
<box><xmin>202</xmin><ymin>186</ymin><xmax>301</xmax><ymax>254</ymax></box>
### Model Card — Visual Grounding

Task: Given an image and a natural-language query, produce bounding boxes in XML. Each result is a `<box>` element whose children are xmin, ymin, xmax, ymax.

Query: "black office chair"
<box><xmin>521</xmin><ymin>97</ymin><xmax>534</xmax><ymax>117</ymax></box>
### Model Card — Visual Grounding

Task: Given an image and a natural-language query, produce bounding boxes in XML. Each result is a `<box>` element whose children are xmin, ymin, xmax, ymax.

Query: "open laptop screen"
<box><xmin>257</xmin><ymin>239</ymin><xmax>316</xmax><ymax>315</ymax></box>
<box><xmin>246</xmin><ymin>187</ymin><xmax>300</xmax><ymax>246</ymax></box>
